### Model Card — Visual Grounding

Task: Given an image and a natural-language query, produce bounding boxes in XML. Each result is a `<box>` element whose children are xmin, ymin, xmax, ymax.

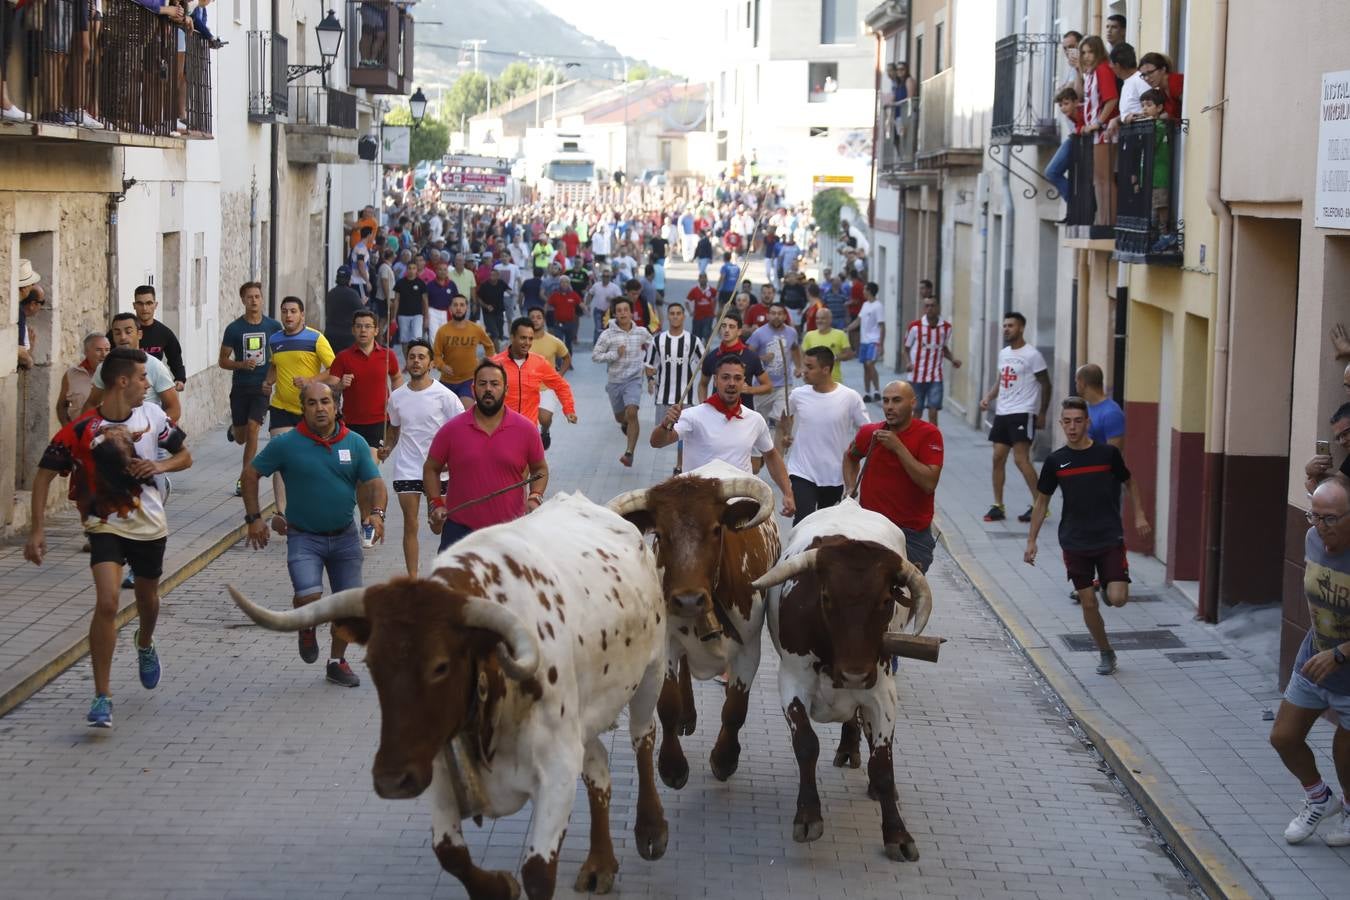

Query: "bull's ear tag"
<box><xmin>477</xmin><ymin>670</ymin><xmax>489</xmax><ymax>703</ymax></box>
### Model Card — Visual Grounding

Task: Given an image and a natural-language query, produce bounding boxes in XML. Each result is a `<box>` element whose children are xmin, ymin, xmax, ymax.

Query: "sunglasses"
<box><xmin>23</xmin><ymin>297</ymin><xmax>45</xmax><ymax>306</ymax></box>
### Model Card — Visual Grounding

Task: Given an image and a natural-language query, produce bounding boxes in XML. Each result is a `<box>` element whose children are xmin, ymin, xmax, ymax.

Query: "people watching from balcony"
<box><xmin>1046</xmin><ymin>87</ymin><xmax>1084</xmax><ymax>216</ymax></box>
<box><xmin>1111</xmin><ymin>44</ymin><xmax>1148</xmax><ymax>127</ymax></box>
<box><xmin>358</xmin><ymin>0</ymin><xmax>388</xmax><ymax>66</ymax></box>
<box><xmin>1104</xmin><ymin>13</ymin><xmax>1127</xmax><ymax>58</ymax></box>
<box><xmin>1138</xmin><ymin>89</ymin><xmax>1177</xmax><ymax>253</ymax></box>
<box><xmin>1078</xmin><ymin>35</ymin><xmax>1119</xmax><ymax>227</ymax></box>
<box><xmin>1138</xmin><ymin>52</ymin><xmax>1184</xmax><ymax>119</ymax></box>
<box><xmin>0</xmin><ymin>0</ymin><xmax>25</xmax><ymax>121</ymax></box>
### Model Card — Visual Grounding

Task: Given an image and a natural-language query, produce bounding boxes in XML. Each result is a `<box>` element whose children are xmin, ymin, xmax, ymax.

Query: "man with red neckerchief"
<box><xmin>650</xmin><ymin>354</ymin><xmax>795</xmax><ymax>519</ymax></box>
<box><xmin>698</xmin><ymin>312</ymin><xmax>773</xmax><ymax>410</ymax></box>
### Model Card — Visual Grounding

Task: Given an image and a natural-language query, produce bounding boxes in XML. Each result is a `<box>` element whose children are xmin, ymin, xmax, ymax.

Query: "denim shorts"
<box><xmin>901</xmin><ymin>526</ymin><xmax>936</xmax><ymax>573</ymax></box>
<box><xmin>1283</xmin><ymin>669</ymin><xmax>1350</xmax><ymax>720</ymax></box>
<box><xmin>286</xmin><ymin>525</ymin><xmax>363</xmax><ymax>598</ymax></box>
<box><xmin>912</xmin><ymin>380</ymin><xmax>944</xmax><ymax>411</ymax></box>
<box><xmin>858</xmin><ymin>342</ymin><xmax>879</xmax><ymax>363</ymax></box>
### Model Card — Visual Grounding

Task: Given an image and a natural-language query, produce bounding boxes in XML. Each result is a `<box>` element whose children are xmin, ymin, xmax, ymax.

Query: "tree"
<box><xmin>494</xmin><ymin>61</ymin><xmax>559</xmax><ymax>103</ymax></box>
<box><xmin>442</xmin><ymin>71</ymin><xmax>491</xmax><ymax>127</ymax></box>
<box><xmin>384</xmin><ymin>106</ymin><xmax>449</xmax><ymax>165</ymax></box>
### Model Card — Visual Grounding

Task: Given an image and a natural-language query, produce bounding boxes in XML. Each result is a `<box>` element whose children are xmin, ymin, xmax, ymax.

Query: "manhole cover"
<box><xmin>1165</xmin><ymin>651</ymin><xmax>1229</xmax><ymax>663</ymax></box>
<box><xmin>1059</xmin><ymin>629</ymin><xmax>1186</xmax><ymax>652</ymax></box>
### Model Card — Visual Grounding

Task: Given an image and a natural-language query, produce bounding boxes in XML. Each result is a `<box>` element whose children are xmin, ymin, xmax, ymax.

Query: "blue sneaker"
<box><xmin>87</xmin><ymin>695</ymin><xmax>113</xmax><ymax>728</ymax></box>
<box><xmin>134</xmin><ymin>629</ymin><xmax>161</xmax><ymax>689</ymax></box>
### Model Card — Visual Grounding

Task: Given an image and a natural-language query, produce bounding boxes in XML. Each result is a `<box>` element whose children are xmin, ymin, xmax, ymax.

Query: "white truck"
<box><xmin>536</xmin><ymin>136</ymin><xmax>598</xmax><ymax>204</ymax></box>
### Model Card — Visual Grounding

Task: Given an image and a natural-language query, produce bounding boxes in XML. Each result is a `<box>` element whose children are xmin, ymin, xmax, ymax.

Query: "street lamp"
<box><xmin>409</xmin><ymin>87</ymin><xmax>428</xmax><ymax>128</ymax></box>
<box><xmin>287</xmin><ymin>10</ymin><xmax>345</xmax><ymax>84</ymax></box>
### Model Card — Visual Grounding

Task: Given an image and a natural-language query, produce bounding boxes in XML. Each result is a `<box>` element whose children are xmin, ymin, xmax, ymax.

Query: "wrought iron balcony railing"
<box><xmin>991</xmin><ymin>33</ymin><xmax>1061</xmax><ymax>146</ymax></box>
<box><xmin>248</xmin><ymin>30</ymin><xmax>289</xmax><ymax>121</ymax></box>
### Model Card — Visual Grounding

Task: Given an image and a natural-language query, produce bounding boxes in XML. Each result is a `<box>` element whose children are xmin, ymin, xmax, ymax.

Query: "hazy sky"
<box><xmin>563</xmin><ymin>1</ymin><xmax>718</xmax><ymax>79</ymax></box>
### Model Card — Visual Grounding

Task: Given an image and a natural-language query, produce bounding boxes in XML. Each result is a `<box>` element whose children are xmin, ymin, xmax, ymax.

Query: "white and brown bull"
<box><xmin>607</xmin><ymin>459</ymin><xmax>781</xmax><ymax>790</ymax></box>
<box><xmin>227</xmin><ymin>493</ymin><xmax>669</xmax><ymax>900</ymax></box>
<box><xmin>753</xmin><ymin>499</ymin><xmax>934</xmax><ymax>862</ymax></box>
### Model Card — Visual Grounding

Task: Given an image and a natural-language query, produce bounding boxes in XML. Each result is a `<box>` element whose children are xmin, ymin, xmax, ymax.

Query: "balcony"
<box><xmin>247</xmin><ymin>31</ymin><xmax>289</xmax><ymax>122</ymax></box>
<box><xmin>346</xmin><ymin>1</ymin><xmax>414</xmax><ymax>95</ymax></box>
<box><xmin>916</xmin><ymin>69</ymin><xmax>982</xmax><ymax>169</ymax></box>
<box><xmin>0</xmin><ymin>0</ymin><xmax>214</xmax><ymax>144</ymax></box>
<box><xmin>990</xmin><ymin>34</ymin><xmax>1060</xmax><ymax>146</ymax></box>
<box><xmin>284</xmin><ymin>86</ymin><xmax>360</xmax><ymax>165</ymax></box>
<box><xmin>1113</xmin><ymin>118</ymin><xmax>1183</xmax><ymax>265</ymax></box>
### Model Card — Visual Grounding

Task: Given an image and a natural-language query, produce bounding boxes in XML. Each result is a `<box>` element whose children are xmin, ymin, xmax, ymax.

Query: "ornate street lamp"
<box><xmin>287</xmin><ymin>10</ymin><xmax>345</xmax><ymax>84</ymax></box>
<box><xmin>409</xmin><ymin>87</ymin><xmax>428</xmax><ymax>128</ymax></box>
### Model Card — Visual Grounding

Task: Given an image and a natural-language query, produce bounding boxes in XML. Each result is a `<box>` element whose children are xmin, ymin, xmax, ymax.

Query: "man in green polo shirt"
<box><xmin>241</xmin><ymin>382</ymin><xmax>387</xmax><ymax>687</ymax></box>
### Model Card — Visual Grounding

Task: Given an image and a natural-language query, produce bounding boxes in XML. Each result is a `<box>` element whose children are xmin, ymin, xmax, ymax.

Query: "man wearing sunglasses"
<box><xmin>1269</xmin><ymin>474</ymin><xmax>1350</xmax><ymax>848</ymax></box>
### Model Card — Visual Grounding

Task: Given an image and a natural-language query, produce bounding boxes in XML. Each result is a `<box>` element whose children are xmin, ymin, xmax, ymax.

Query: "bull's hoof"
<box><xmin>658</xmin><ymin>753</ymin><xmax>689</xmax><ymax>790</ymax></box>
<box><xmin>708</xmin><ymin>744</ymin><xmax>740</xmax><ymax>782</ymax></box>
<box><xmin>677</xmin><ymin>710</ymin><xmax>697</xmax><ymax>736</ymax></box>
<box><xmin>573</xmin><ymin>857</ymin><xmax>618</xmax><ymax>894</ymax></box>
<box><xmin>792</xmin><ymin>819</ymin><xmax>824</xmax><ymax>843</ymax></box>
<box><xmin>635</xmin><ymin>818</ymin><xmax>669</xmax><ymax>861</ymax></box>
<box><xmin>833</xmin><ymin>747</ymin><xmax>861</xmax><ymax>769</ymax></box>
<box><xmin>884</xmin><ymin>840</ymin><xmax>920</xmax><ymax>862</ymax></box>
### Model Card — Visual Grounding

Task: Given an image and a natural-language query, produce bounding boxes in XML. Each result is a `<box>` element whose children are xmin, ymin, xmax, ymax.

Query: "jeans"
<box><xmin>286</xmin><ymin>525</ymin><xmax>363</xmax><ymax>598</ymax></box>
<box><xmin>557</xmin><ymin>319</ymin><xmax>578</xmax><ymax>354</ymax></box>
<box><xmin>692</xmin><ymin>317</ymin><xmax>714</xmax><ymax>346</ymax></box>
<box><xmin>697</xmin><ymin>257</ymin><xmax>710</xmax><ymax>276</ymax></box>
<box><xmin>592</xmin><ymin>305</ymin><xmax>606</xmax><ymax>344</ymax></box>
<box><xmin>1045</xmin><ymin>137</ymin><xmax>1072</xmax><ymax>205</ymax></box>
<box><xmin>901</xmin><ymin>525</ymin><xmax>936</xmax><ymax>573</ymax></box>
<box><xmin>790</xmin><ymin>475</ymin><xmax>844</xmax><ymax>525</ymax></box>
<box><xmin>438</xmin><ymin>519</ymin><xmax>475</xmax><ymax>552</ymax></box>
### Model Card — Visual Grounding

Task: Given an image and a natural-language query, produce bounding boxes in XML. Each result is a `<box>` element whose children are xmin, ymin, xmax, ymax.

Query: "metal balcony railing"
<box><xmin>247</xmin><ymin>31</ymin><xmax>289</xmax><ymax>121</ymax></box>
<box><xmin>2</xmin><ymin>0</ymin><xmax>214</xmax><ymax>137</ymax></box>
<box><xmin>1114</xmin><ymin>117</ymin><xmax>1183</xmax><ymax>264</ymax></box>
<box><xmin>916</xmin><ymin>69</ymin><xmax>980</xmax><ymax>165</ymax></box>
<box><xmin>991</xmin><ymin>34</ymin><xmax>1061</xmax><ymax>146</ymax></box>
<box><xmin>877</xmin><ymin>96</ymin><xmax>918</xmax><ymax>171</ymax></box>
<box><xmin>288</xmin><ymin>85</ymin><xmax>358</xmax><ymax>129</ymax></box>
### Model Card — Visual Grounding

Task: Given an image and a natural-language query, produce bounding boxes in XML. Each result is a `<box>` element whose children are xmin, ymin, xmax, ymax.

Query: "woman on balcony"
<box><xmin>1078</xmin><ymin>35</ymin><xmax>1118</xmax><ymax>228</ymax></box>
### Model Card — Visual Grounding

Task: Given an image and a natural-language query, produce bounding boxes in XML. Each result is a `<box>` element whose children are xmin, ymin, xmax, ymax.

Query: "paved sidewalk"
<box><xmin>0</xmin><ymin>421</ymin><xmax>273</xmax><ymax>716</ymax></box>
<box><xmin>930</xmin><ymin>418</ymin><xmax>1350</xmax><ymax>899</ymax></box>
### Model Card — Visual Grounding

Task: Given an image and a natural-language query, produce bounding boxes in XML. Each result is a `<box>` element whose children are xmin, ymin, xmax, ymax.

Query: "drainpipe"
<box><xmin>867</xmin><ymin>29</ymin><xmax>881</xmax><ymax>226</ymax></box>
<box><xmin>266</xmin><ymin>0</ymin><xmax>281</xmax><ymax>318</ymax></box>
<box><xmin>1113</xmin><ymin>261</ymin><xmax>1128</xmax><ymax>403</ymax></box>
<box><xmin>971</xmin><ymin>171</ymin><xmax>989</xmax><ymax>425</ymax></box>
<box><xmin>1000</xmin><ymin>0</ymin><xmax>1015</xmax><ymax>318</ymax></box>
<box><xmin>324</xmin><ymin>169</ymin><xmax>332</xmax><ymax>296</ymax></box>
<box><xmin>1200</xmin><ymin>0</ymin><xmax>1231</xmax><ymax>623</ymax></box>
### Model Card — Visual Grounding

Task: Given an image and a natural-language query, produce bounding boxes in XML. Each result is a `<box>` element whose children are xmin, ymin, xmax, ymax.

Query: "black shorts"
<box><xmin>230</xmin><ymin>386</ymin><xmax>269</xmax><ymax>428</ymax></box>
<box><xmin>269</xmin><ymin>406</ymin><xmax>302</xmax><ymax>431</ymax></box>
<box><xmin>347</xmin><ymin>421</ymin><xmax>384</xmax><ymax>448</ymax></box>
<box><xmin>393</xmin><ymin>477</ymin><xmax>448</xmax><ymax>495</ymax></box>
<box><xmin>1063</xmin><ymin>543</ymin><xmax>1130</xmax><ymax>591</ymax></box>
<box><xmin>989</xmin><ymin>412</ymin><xmax>1035</xmax><ymax>446</ymax></box>
<box><xmin>88</xmin><ymin>533</ymin><xmax>167</xmax><ymax>580</ymax></box>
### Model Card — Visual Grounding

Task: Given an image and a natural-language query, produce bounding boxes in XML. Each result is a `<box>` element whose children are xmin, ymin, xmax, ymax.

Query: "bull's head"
<box><xmin>227</xmin><ymin>578</ymin><xmax>538</xmax><ymax>800</ymax></box>
<box><xmin>752</xmin><ymin>538</ymin><xmax>933</xmax><ymax>689</ymax></box>
<box><xmin>607</xmin><ymin>470</ymin><xmax>773</xmax><ymax>621</ymax></box>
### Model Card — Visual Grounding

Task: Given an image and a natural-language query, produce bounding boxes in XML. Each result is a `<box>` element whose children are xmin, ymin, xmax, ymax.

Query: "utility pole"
<box><xmin>463</xmin><ymin>39</ymin><xmax>484</xmax><ymax>73</ymax></box>
<box><xmin>622</xmin><ymin>59</ymin><xmax>629</xmax><ymax>179</ymax></box>
<box><xmin>551</xmin><ymin>60</ymin><xmax>559</xmax><ymax>121</ymax></box>
<box><xmin>534</xmin><ymin>57</ymin><xmax>544</xmax><ymax>129</ymax></box>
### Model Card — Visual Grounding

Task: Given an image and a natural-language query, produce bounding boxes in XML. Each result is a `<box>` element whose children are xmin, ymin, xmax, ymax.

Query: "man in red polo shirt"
<box><xmin>842</xmin><ymin>380</ymin><xmax>944</xmax><ymax>572</ymax></box>
<box><xmin>327</xmin><ymin>309</ymin><xmax>402</xmax><ymax>459</ymax></box>
<box><xmin>686</xmin><ymin>271</ymin><xmax>718</xmax><ymax>346</ymax></box>
<box><xmin>548</xmin><ymin>277</ymin><xmax>584</xmax><ymax>352</ymax></box>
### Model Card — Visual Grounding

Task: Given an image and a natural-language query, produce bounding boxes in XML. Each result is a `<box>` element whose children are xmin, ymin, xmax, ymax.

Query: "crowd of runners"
<box><xmin>12</xmin><ymin>166</ymin><xmax>1350</xmax><ymax>851</ymax></box>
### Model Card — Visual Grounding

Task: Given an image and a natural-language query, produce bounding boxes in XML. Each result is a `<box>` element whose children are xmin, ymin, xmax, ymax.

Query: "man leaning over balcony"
<box><xmin>1044</xmin><ymin>31</ymin><xmax>1083</xmax><ymax>219</ymax></box>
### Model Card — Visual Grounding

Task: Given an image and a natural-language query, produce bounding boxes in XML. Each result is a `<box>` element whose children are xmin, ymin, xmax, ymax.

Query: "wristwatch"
<box><xmin>244</xmin><ymin>512</ymin><xmax>262</xmax><ymax>525</ymax></box>
<box><xmin>1335</xmin><ymin>647</ymin><xmax>1347</xmax><ymax>666</ymax></box>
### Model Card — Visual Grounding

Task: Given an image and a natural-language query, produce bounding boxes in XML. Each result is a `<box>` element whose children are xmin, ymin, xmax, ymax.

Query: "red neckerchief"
<box><xmin>296</xmin><ymin>420</ymin><xmax>350</xmax><ymax>447</ymax></box>
<box><xmin>705</xmin><ymin>393</ymin><xmax>743</xmax><ymax>420</ymax></box>
<box><xmin>718</xmin><ymin>339</ymin><xmax>748</xmax><ymax>355</ymax></box>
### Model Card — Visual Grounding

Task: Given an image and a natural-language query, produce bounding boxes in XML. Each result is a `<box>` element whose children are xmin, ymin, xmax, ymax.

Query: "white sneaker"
<box><xmin>77</xmin><ymin>111</ymin><xmax>104</xmax><ymax>129</ymax></box>
<box><xmin>1</xmin><ymin>104</ymin><xmax>26</xmax><ymax>122</ymax></box>
<box><xmin>1324</xmin><ymin>807</ymin><xmax>1350</xmax><ymax>847</ymax></box>
<box><xmin>1285</xmin><ymin>792</ymin><xmax>1336</xmax><ymax>844</ymax></box>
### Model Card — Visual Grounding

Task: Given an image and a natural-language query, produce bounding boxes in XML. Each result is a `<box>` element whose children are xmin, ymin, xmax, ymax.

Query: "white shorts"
<box><xmin>427</xmin><ymin>308</ymin><xmax>448</xmax><ymax>336</ymax></box>
<box><xmin>396</xmin><ymin>315</ymin><xmax>424</xmax><ymax>342</ymax></box>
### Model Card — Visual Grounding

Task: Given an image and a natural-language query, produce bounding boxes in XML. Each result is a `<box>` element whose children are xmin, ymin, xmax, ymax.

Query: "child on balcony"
<box><xmin>1045</xmin><ymin>87</ymin><xmax>1085</xmax><ymax>214</ymax></box>
<box><xmin>1139</xmin><ymin>88</ymin><xmax>1176</xmax><ymax>253</ymax></box>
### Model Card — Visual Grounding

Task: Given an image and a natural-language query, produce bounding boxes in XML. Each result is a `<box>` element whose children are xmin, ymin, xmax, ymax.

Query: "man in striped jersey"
<box><xmin>901</xmin><ymin>282</ymin><xmax>962</xmax><ymax>425</ymax></box>
<box><xmin>645</xmin><ymin>302</ymin><xmax>707</xmax><ymax>476</ymax></box>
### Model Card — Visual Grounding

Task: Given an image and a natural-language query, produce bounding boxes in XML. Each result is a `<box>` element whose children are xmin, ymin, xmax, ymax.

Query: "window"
<box><xmin>820</xmin><ymin>0</ymin><xmax>857</xmax><ymax>45</ymax></box>
<box><xmin>913</xmin><ymin>34</ymin><xmax>924</xmax><ymax>81</ymax></box>
<box><xmin>808</xmin><ymin>63</ymin><xmax>839</xmax><ymax>103</ymax></box>
<box><xmin>934</xmin><ymin>22</ymin><xmax>944</xmax><ymax>71</ymax></box>
<box><xmin>753</xmin><ymin>0</ymin><xmax>760</xmax><ymax>47</ymax></box>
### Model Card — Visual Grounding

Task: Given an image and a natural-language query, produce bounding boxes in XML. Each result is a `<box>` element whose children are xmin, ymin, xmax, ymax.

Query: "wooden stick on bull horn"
<box><xmin>880</xmin><ymin>633</ymin><xmax>946</xmax><ymax>664</ymax></box>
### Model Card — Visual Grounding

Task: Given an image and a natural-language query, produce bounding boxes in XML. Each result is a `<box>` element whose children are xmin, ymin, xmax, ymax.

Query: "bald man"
<box><xmin>843</xmin><ymin>380</ymin><xmax>945</xmax><ymax>572</ymax></box>
<box><xmin>1074</xmin><ymin>363</ymin><xmax>1125</xmax><ymax>448</ymax></box>
<box><xmin>242</xmin><ymin>381</ymin><xmax>388</xmax><ymax>688</ymax></box>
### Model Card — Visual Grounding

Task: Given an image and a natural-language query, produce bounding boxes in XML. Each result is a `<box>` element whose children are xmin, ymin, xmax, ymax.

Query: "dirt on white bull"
<box><xmin>755</xmin><ymin>498</ymin><xmax>935</xmax><ymax>863</ymax></box>
<box><xmin>226</xmin><ymin>492</ymin><xmax>670</xmax><ymax>899</ymax></box>
<box><xmin>607</xmin><ymin>459</ymin><xmax>781</xmax><ymax>790</ymax></box>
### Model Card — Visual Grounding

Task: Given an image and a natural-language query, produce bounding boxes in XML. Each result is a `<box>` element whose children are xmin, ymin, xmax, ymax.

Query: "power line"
<box><xmin>416</xmin><ymin>39</ymin><xmax>636</xmax><ymax>65</ymax></box>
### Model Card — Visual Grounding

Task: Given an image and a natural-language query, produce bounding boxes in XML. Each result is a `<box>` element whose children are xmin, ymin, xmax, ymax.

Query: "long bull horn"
<box><xmin>715</xmin><ymin>475</ymin><xmax>775</xmax><ymax>530</ymax></box>
<box><xmin>751</xmin><ymin>548</ymin><xmax>818</xmax><ymax>592</ymax></box>
<box><xmin>227</xmin><ymin>584</ymin><xmax>365</xmax><ymax>630</ymax></box>
<box><xmin>899</xmin><ymin>561</ymin><xmax>933</xmax><ymax>636</ymax></box>
<box><xmin>460</xmin><ymin>595</ymin><xmax>540</xmax><ymax>681</ymax></box>
<box><xmin>606</xmin><ymin>487</ymin><xmax>651</xmax><ymax>519</ymax></box>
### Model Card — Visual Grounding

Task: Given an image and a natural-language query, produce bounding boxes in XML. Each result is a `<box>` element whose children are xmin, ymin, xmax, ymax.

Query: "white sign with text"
<box><xmin>1316</xmin><ymin>69</ymin><xmax>1350</xmax><ymax>229</ymax></box>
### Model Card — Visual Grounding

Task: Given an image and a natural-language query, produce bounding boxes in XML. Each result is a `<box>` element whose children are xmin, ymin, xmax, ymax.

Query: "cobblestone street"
<box><xmin>0</xmin><ymin>271</ymin><xmax>1196</xmax><ymax>898</ymax></box>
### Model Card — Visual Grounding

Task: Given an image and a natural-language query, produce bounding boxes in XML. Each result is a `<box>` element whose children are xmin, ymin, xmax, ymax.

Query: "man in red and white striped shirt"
<box><xmin>902</xmin><ymin>282</ymin><xmax>962</xmax><ymax>425</ymax></box>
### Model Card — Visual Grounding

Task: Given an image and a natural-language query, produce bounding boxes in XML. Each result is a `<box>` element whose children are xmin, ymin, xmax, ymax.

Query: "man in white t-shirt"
<box><xmin>379</xmin><ymin>339</ymin><xmax>460</xmax><ymax>576</ymax></box>
<box><xmin>848</xmin><ymin>281</ymin><xmax>886</xmax><ymax>402</ymax></box>
<box><xmin>979</xmin><ymin>311</ymin><xmax>1051</xmax><ymax>523</ymax></box>
<box><xmin>427</xmin><ymin>211</ymin><xmax>444</xmax><ymax>243</ymax></box>
<box><xmin>780</xmin><ymin>344</ymin><xmax>869</xmax><ymax>524</ymax></box>
<box><xmin>651</xmin><ymin>354</ymin><xmax>796</xmax><ymax>518</ymax></box>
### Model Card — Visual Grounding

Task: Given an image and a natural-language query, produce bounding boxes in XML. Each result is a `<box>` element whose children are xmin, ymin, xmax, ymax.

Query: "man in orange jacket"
<box><xmin>493</xmin><ymin>316</ymin><xmax>577</xmax><ymax>449</ymax></box>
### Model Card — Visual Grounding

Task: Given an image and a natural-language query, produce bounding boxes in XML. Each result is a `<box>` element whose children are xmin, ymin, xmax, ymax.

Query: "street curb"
<box><xmin>0</xmin><ymin>502</ymin><xmax>275</xmax><ymax>719</ymax></box>
<box><xmin>934</xmin><ymin>512</ymin><xmax>1266</xmax><ymax>900</ymax></box>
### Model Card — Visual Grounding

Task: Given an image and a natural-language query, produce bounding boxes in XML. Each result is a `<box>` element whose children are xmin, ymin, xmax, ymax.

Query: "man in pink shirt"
<box><xmin>423</xmin><ymin>358</ymin><xmax>548</xmax><ymax>550</ymax></box>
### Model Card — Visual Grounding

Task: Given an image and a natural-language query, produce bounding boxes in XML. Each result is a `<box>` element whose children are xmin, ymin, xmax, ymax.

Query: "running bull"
<box><xmin>753</xmin><ymin>499</ymin><xmax>935</xmax><ymax>862</ymax></box>
<box><xmin>607</xmin><ymin>460</ymin><xmax>781</xmax><ymax>789</ymax></box>
<box><xmin>228</xmin><ymin>493</ymin><xmax>669</xmax><ymax>900</ymax></box>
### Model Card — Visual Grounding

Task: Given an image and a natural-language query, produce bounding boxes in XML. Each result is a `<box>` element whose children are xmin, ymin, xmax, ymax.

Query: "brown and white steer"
<box><xmin>607</xmin><ymin>459</ymin><xmax>781</xmax><ymax>789</ymax></box>
<box><xmin>228</xmin><ymin>492</ymin><xmax>669</xmax><ymax>900</ymax></box>
<box><xmin>753</xmin><ymin>499</ymin><xmax>934</xmax><ymax>861</ymax></box>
